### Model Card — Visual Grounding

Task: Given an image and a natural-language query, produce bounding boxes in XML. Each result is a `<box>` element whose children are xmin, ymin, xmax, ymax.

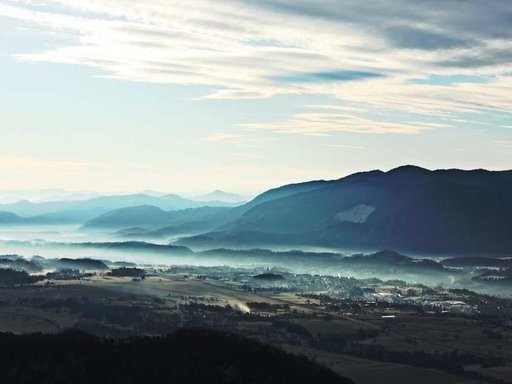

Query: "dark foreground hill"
<box><xmin>0</xmin><ymin>329</ymin><xmax>351</xmax><ymax>384</ymax></box>
<box><xmin>180</xmin><ymin>166</ymin><xmax>512</xmax><ymax>255</ymax></box>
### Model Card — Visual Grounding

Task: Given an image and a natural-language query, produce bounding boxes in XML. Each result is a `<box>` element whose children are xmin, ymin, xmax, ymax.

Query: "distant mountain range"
<box><xmin>2</xmin><ymin>166</ymin><xmax>511</xmax><ymax>256</ymax></box>
<box><xmin>0</xmin><ymin>193</ymin><xmax>241</xmax><ymax>224</ymax></box>
<box><xmin>177</xmin><ymin>166</ymin><xmax>512</xmax><ymax>255</ymax></box>
<box><xmin>80</xmin><ymin>181</ymin><xmax>330</xmax><ymax>234</ymax></box>
<box><xmin>193</xmin><ymin>190</ymin><xmax>248</xmax><ymax>203</ymax></box>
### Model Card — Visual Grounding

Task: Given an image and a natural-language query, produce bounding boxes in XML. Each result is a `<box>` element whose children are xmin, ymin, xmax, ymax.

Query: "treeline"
<box><xmin>0</xmin><ymin>328</ymin><xmax>352</xmax><ymax>384</ymax></box>
<box><xmin>107</xmin><ymin>267</ymin><xmax>146</xmax><ymax>278</ymax></box>
<box><xmin>0</xmin><ymin>269</ymin><xmax>43</xmax><ymax>286</ymax></box>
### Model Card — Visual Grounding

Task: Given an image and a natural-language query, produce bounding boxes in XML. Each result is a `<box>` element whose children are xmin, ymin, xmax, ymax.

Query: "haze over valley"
<box><xmin>1</xmin><ymin>165</ymin><xmax>512</xmax><ymax>295</ymax></box>
<box><xmin>2</xmin><ymin>1</ymin><xmax>512</xmax><ymax>382</ymax></box>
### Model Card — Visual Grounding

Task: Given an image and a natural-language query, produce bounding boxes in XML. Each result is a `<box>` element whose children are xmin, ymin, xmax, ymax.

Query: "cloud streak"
<box><xmin>238</xmin><ymin>108</ymin><xmax>447</xmax><ymax>136</ymax></box>
<box><xmin>271</xmin><ymin>70</ymin><xmax>385</xmax><ymax>83</ymax></box>
<box><xmin>1</xmin><ymin>0</ymin><xmax>512</xmax><ymax>136</ymax></box>
<box><xmin>0</xmin><ymin>155</ymin><xmax>97</xmax><ymax>172</ymax></box>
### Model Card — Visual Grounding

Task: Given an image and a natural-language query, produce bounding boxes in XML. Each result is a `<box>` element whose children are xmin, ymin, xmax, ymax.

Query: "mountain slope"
<box><xmin>179</xmin><ymin>166</ymin><xmax>512</xmax><ymax>255</ymax></box>
<box><xmin>82</xmin><ymin>205</ymin><xmax>171</xmax><ymax>228</ymax></box>
<box><xmin>83</xmin><ymin>180</ymin><xmax>337</xmax><ymax>233</ymax></box>
<box><xmin>0</xmin><ymin>211</ymin><xmax>24</xmax><ymax>225</ymax></box>
<box><xmin>82</xmin><ymin>205</ymin><xmax>235</xmax><ymax>234</ymax></box>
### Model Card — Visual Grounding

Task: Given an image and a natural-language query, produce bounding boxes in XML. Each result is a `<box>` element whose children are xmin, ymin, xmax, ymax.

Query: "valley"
<box><xmin>1</xmin><ymin>261</ymin><xmax>512</xmax><ymax>384</ymax></box>
<box><xmin>1</xmin><ymin>166</ymin><xmax>511</xmax><ymax>384</ymax></box>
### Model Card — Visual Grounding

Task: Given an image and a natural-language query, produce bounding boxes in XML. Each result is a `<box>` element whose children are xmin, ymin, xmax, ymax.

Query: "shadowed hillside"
<box><xmin>179</xmin><ymin>166</ymin><xmax>512</xmax><ymax>255</ymax></box>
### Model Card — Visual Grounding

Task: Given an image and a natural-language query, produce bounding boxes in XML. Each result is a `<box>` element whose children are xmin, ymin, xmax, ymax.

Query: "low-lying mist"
<box><xmin>2</xmin><ymin>224</ymin><xmax>512</xmax><ymax>297</ymax></box>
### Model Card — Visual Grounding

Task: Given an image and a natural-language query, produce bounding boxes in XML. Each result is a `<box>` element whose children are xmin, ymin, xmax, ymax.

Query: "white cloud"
<box><xmin>203</xmin><ymin>132</ymin><xmax>272</xmax><ymax>147</ymax></box>
<box><xmin>238</xmin><ymin>108</ymin><xmax>450</xmax><ymax>136</ymax></box>
<box><xmin>494</xmin><ymin>140</ymin><xmax>512</xmax><ymax>147</ymax></box>
<box><xmin>1</xmin><ymin>0</ymin><xmax>512</xmax><ymax>135</ymax></box>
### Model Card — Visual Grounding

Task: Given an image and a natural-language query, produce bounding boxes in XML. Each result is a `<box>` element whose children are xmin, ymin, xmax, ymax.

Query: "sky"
<box><xmin>0</xmin><ymin>0</ymin><xmax>512</xmax><ymax>195</ymax></box>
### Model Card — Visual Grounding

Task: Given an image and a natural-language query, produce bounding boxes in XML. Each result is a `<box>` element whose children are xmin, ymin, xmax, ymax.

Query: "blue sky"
<box><xmin>0</xmin><ymin>0</ymin><xmax>511</xmax><ymax>195</ymax></box>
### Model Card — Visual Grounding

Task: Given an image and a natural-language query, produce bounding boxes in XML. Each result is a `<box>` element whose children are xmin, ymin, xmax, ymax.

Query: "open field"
<box><xmin>284</xmin><ymin>345</ymin><xmax>479</xmax><ymax>384</ymax></box>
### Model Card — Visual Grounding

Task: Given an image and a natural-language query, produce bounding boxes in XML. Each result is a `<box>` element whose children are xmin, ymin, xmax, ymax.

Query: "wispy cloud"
<box><xmin>238</xmin><ymin>107</ymin><xmax>450</xmax><ymax>136</ymax></box>
<box><xmin>1</xmin><ymin>2</ymin><xmax>511</xmax><ymax>96</ymax></box>
<box><xmin>494</xmin><ymin>140</ymin><xmax>512</xmax><ymax>148</ymax></box>
<box><xmin>1</xmin><ymin>0</ymin><xmax>512</xmax><ymax>136</ymax></box>
<box><xmin>203</xmin><ymin>132</ymin><xmax>272</xmax><ymax>147</ymax></box>
<box><xmin>271</xmin><ymin>70</ymin><xmax>384</xmax><ymax>83</ymax></box>
<box><xmin>0</xmin><ymin>155</ymin><xmax>97</xmax><ymax>171</ymax></box>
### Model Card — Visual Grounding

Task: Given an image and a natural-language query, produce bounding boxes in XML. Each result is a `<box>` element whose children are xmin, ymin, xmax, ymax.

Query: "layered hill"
<box><xmin>82</xmin><ymin>205</ymin><xmax>236</xmax><ymax>236</ymax></box>
<box><xmin>0</xmin><ymin>193</ymin><xmax>240</xmax><ymax>224</ymax></box>
<box><xmin>82</xmin><ymin>179</ymin><xmax>332</xmax><ymax>234</ymax></box>
<box><xmin>0</xmin><ymin>211</ymin><xmax>24</xmax><ymax>225</ymax></box>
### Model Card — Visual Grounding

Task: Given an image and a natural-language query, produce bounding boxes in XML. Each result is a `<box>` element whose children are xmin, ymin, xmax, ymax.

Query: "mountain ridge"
<box><xmin>177</xmin><ymin>165</ymin><xmax>512</xmax><ymax>255</ymax></box>
<box><xmin>0</xmin><ymin>193</ymin><xmax>240</xmax><ymax>224</ymax></box>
